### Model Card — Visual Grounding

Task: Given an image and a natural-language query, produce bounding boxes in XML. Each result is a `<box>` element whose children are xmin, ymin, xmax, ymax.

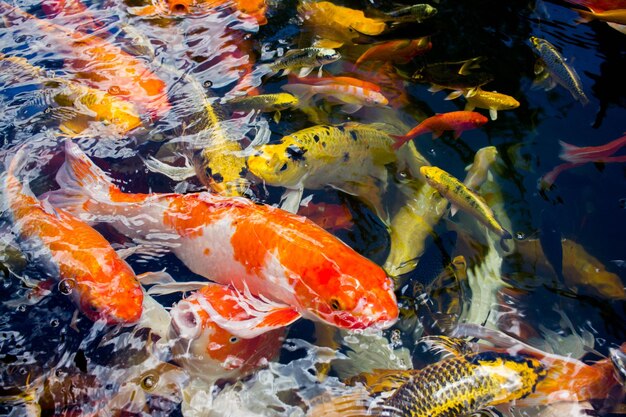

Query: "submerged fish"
<box><xmin>368</xmin><ymin>4</ymin><xmax>438</xmax><ymax>23</ymax></box>
<box><xmin>224</xmin><ymin>93</ymin><xmax>299</xmax><ymax>113</ymax></box>
<box><xmin>266</xmin><ymin>47</ymin><xmax>341</xmax><ymax>78</ymax></box>
<box><xmin>283</xmin><ymin>75</ymin><xmax>388</xmax><ymax>114</ymax></box>
<box><xmin>462</xmin><ymin>88</ymin><xmax>520</xmax><ymax>120</ymax></box>
<box><xmin>298</xmin><ymin>1</ymin><xmax>387</xmax><ymax>47</ymax></box>
<box><xmin>390</xmin><ymin>111</ymin><xmax>488</xmax><ymax>148</ymax></box>
<box><xmin>169</xmin><ymin>283</ymin><xmax>286</xmax><ymax>385</ymax></box>
<box><xmin>412</xmin><ymin>58</ymin><xmax>494</xmax><ymax>96</ymax></box>
<box><xmin>355</xmin><ymin>38</ymin><xmax>432</xmax><ymax>66</ymax></box>
<box><xmin>0</xmin><ymin>2</ymin><xmax>170</xmax><ymax>119</ymax></box>
<box><xmin>420</xmin><ymin>166</ymin><xmax>512</xmax><ymax>250</ymax></box>
<box><xmin>530</xmin><ymin>36</ymin><xmax>589</xmax><ymax>105</ymax></box>
<box><xmin>45</xmin><ymin>140</ymin><xmax>399</xmax><ymax>335</ymax></box>
<box><xmin>0</xmin><ymin>54</ymin><xmax>143</xmax><ymax>135</ymax></box>
<box><xmin>247</xmin><ymin>122</ymin><xmax>397</xmax><ymax>217</ymax></box>
<box><xmin>3</xmin><ymin>145</ymin><xmax>143</xmax><ymax>324</ymax></box>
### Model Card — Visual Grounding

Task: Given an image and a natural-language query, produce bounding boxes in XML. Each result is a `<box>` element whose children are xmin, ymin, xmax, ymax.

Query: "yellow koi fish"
<box><xmin>462</xmin><ymin>88</ymin><xmax>520</xmax><ymax>120</ymax></box>
<box><xmin>420</xmin><ymin>166</ymin><xmax>513</xmax><ymax>250</ymax></box>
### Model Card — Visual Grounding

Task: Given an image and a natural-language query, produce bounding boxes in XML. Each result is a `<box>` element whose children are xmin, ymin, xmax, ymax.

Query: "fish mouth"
<box><xmin>170</xmin><ymin>301</ymin><xmax>202</xmax><ymax>340</ymax></box>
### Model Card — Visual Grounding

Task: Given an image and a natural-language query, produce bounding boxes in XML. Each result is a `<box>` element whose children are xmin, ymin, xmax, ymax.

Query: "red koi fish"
<box><xmin>560</xmin><ymin>134</ymin><xmax>626</xmax><ymax>163</ymax></box>
<box><xmin>390</xmin><ymin>111</ymin><xmax>488</xmax><ymax>149</ymax></box>
<box><xmin>169</xmin><ymin>283</ymin><xmax>286</xmax><ymax>384</ymax></box>
<box><xmin>542</xmin><ymin>134</ymin><xmax>626</xmax><ymax>185</ymax></box>
<box><xmin>3</xmin><ymin>146</ymin><xmax>143</xmax><ymax>324</ymax></box>
<box><xmin>45</xmin><ymin>141</ymin><xmax>398</xmax><ymax>337</ymax></box>
<box><xmin>0</xmin><ymin>2</ymin><xmax>170</xmax><ymax>119</ymax></box>
<box><xmin>355</xmin><ymin>38</ymin><xmax>432</xmax><ymax>66</ymax></box>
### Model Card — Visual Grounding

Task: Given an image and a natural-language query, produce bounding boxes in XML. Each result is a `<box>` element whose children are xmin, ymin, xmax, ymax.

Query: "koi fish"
<box><xmin>2</xmin><ymin>145</ymin><xmax>143</xmax><ymax>324</ymax></box>
<box><xmin>390</xmin><ymin>111</ymin><xmax>488</xmax><ymax>149</ymax></box>
<box><xmin>169</xmin><ymin>283</ymin><xmax>286</xmax><ymax>384</ymax></box>
<box><xmin>283</xmin><ymin>75</ymin><xmax>388</xmax><ymax>114</ymax></box>
<box><xmin>413</xmin><ymin>58</ymin><xmax>494</xmax><ymax>98</ymax></box>
<box><xmin>559</xmin><ymin>134</ymin><xmax>626</xmax><ymax>163</ymax></box>
<box><xmin>0</xmin><ymin>2</ymin><xmax>170</xmax><ymax>119</ymax></box>
<box><xmin>355</xmin><ymin>38</ymin><xmax>432</xmax><ymax>66</ymax></box>
<box><xmin>224</xmin><ymin>93</ymin><xmax>299</xmax><ymax>113</ymax></box>
<box><xmin>462</xmin><ymin>88</ymin><xmax>520</xmax><ymax>120</ymax></box>
<box><xmin>347</xmin><ymin>339</ymin><xmax>546</xmax><ymax>417</ymax></box>
<box><xmin>367</xmin><ymin>4</ymin><xmax>438</xmax><ymax>23</ymax></box>
<box><xmin>298</xmin><ymin>1</ymin><xmax>387</xmax><ymax>47</ymax></box>
<box><xmin>247</xmin><ymin>123</ymin><xmax>397</xmax><ymax>217</ymax></box>
<box><xmin>144</xmin><ymin>72</ymin><xmax>250</xmax><ymax>197</ymax></box>
<box><xmin>0</xmin><ymin>54</ymin><xmax>142</xmax><ymax>135</ymax></box>
<box><xmin>530</xmin><ymin>36</ymin><xmax>589</xmax><ymax>105</ymax></box>
<box><xmin>266</xmin><ymin>47</ymin><xmax>341</xmax><ymax>78</ymax></box>
<box><xmin>45</xmin><ymin>140</ymin><xmax>398</xmax><ymax>336</ymax></box>
<box><xmin>542</xmin><ymin>134</ymin><xmax>626</xmax><ymax>185</ymax></box>
<box><xmin>420</xmin><ymin>166</ymin><xmax>513</xmax><ymax>250</ymax></box>
<box><xmin>452</xmin><ymin>324</ymin><xmax>624</xmax><ymax>407</ymax></box>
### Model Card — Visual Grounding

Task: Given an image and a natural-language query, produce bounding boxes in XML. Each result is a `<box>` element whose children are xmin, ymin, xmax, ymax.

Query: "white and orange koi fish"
<box><xmin>3</xmin><ymin>145</ymin><xmax>143</xmax><ymax>324</ymax></box>
<box><xmin>169</xmin><ymin>283</ymin><xmax>287</xmax><ymax>384</ymax></box>
<box><xmin>45</xmin><ymin>140</ymin><xmax>399</xmax><ymax>337</ymax></box>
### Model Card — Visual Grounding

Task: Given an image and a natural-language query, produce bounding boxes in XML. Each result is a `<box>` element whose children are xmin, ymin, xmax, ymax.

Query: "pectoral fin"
<box><xmin>420</xmin><ymin>335</ymin><xmax>476</xmax><ymax>358</ymax></box>
<box><xmin>142</xmin><ymin>155</ymin><xmax>196</xmax><ymax>181</ymax></box>
<box><xmin>147</xmin><ymin>281</ymin><xmax>208</xmax><ymax>295</ymax></box>
<box><xmin>340</xmin><ymin>103</ymin><xmax>363</xmax><ymax>114</ymax></box>
<box><xmin>195</xmin><ymin>286</ymin><xmax>301</xmax><ymax>339</ymax></box>
<box><xmin>279</xmin><ymin>187</ymin><xmax>304</xmax><ymax>213</ymax></box>
<box><xmin>137</xmin><ymin>270</ymin><xmax>176</xmax><ymax>286</ymax></box>
<box><xmin>489</xmin><ymin>109</ymin><xmax>498</xmax><ymax>120</ymax></box>
<box><xmin>345</xmin><ymin>369</ymin><xmax>418</xmax><ymax>394</ymax></box>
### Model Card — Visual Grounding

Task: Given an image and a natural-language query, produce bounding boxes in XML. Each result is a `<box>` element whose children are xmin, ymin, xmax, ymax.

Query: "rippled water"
<box><xmin>0</xmin><ymin>0</ymin><xmax>625</xmax><ymax>416</ymax></box>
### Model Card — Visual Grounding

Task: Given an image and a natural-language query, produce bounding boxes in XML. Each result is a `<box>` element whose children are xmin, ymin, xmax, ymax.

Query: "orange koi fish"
<box><xmin>355</xmin><ymin>38</ymin><xmax>432</xmax><ymax>66</ymax></box>
<box><xmin>132</xmin><ymin>0</ymin><xmax>267</xmax><ymax>24</ymax></box>
<box><xmin>283</xmin><ymin>75</ymin><xmax>388</xmax><ymax>114</ymax></box>
<box><xmin>169</xmin><ymin>283</ymin><xmax>286</xmax><ymax>384</ymax></box>
<box><xmin>3</xmin><ymin>146</ymin><xmax>143</xmax><ymax>324</ymax></box>
<box><xmin>390</xmin><ymin>111</ymin><xmax>488</xmax><ymax>149</ymax></box>
<box><xmin>0</xmin><ymin>2</ymin><xmax>170</xmax><ymax>119</ymax></box>
<box><xmin>45</xmin><ymin>141</ymin><xmax>398</xmax><ymax>336</ymax></box>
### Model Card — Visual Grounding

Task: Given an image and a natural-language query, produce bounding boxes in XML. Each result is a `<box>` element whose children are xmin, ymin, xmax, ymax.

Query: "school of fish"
<box><xmin>0</xmin><ymin>0</ymin><xmax>624</xmax><ymax>416</ymax></box>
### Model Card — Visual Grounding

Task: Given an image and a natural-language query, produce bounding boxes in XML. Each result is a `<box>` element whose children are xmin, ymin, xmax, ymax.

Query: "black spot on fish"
<box><xmin>313</xmin><ymin>135</ymin><xmax>320</xmax><ymax>142</ymax></box>
<box><xmin>343</xmin><ymin>152</ymin><xmax>350</xmax><ymax>162</ymax></box>
<box><xmin>286</xmin><ymin>145</ymin><xmax>307</xmax><ymax>161</ymax></box>
<box><xmin>336</xmin><ymin>126</ymin><xmax>345</xmax><ymax>133</ymax></box>
<box><xmin>239</xmin><ymin>166</ymin><xmax>248</xmax><ymax>177</ymax></box>
<box><xmin>212</xmin><ymin>173</ymin><xmax>224</xmax><ymax>183</ymax></box>
<box><xmin>350</xmin><ymin>130</ymin><xmax>358</xmax><ymax>141</ymax></box>
<box><xmin>322</xmin><ymin>142</ymin><xmax>327</xmax><ymax>148</ymax></box>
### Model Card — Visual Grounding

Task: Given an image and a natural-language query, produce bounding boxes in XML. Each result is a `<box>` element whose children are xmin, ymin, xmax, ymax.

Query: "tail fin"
<box><xmin>42</xmin><ymin>140</ymin><xmax>118</xmax><ymax>215</ymax></box>
<box><xmin>389</xmin><ymin>123</ymin><xmax>426</xmax><ymax>150</ymax></box>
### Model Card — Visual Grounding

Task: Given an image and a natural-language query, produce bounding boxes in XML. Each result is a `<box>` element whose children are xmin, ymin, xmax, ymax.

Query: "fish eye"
<box><xmin>229</xmin><ymin>336</ymin><xmax>239</xmax><ymax>344</ymax></box>
<box><xmin>280</xmin><ymin>163</ymin><xmax>288</xmax><ymax>172</ymax></box>
<box><xmin>330</xmin><ymin>298</ymin><xmax>342</xmax><ymax>311</ymax></box>
<box><xmin>58</xmin><ymin>278</ymin><xmax>76</xmax><ymax>295</ymax></box>
<box><xmin>141</xmin><ymin>373</ymin><xmax>158</xmax><ymax>391</ymax></box>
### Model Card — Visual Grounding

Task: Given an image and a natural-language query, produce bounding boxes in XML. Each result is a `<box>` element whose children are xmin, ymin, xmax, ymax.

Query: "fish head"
<box><xmin>419</xmin><ymin>165</ymin><xmax>440</xmax><ymax>183</ymax></box>
<box><xmin>529</xmin><ymin>36</ymin><xmax>546</xmax><ymax>51</ymax></box>
<box><xmin>315</xmin><ymin>48</ymin><xmax>341</xmax><ymax>65</ymax></box>
<box><xmin>422</xmin><ymin>4</ymin><xmax>438</xmax><ymax>17</ymax></box>
<box><xmin>247</xmin><ymin>142</ymin><xmax>308</xmax><ymax>187</ymax></box>
<box><xmin>104</xmin><ymin>99</ymin><xmax>143</xmax><ymax>132</ymax></box>
<box><xmin>467</xmin><ymin>112</ymin><xmax>489</xmax><ymax>128</ymax></box>
<box><xmin>73</xmin><ymin>258</ymin><xmax>144</xmax><ymax>325</ymax></box>
<box><xmin>169</xmin><ymin>285</ymin><xmax>284</xmax><ymax>382</ymax></box>
<box><xmin>288</xmin><ymin>245</ymin><xmax>398</xmax><ymax>330</ymax></box>
<box><xmin>365</xmin><ymin>91</ymin><xmax>389</xmax><ymax>106</ymax></box>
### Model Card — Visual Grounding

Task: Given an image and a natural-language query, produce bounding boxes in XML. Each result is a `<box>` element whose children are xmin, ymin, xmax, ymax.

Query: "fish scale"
<box><xmin>380</xmin><ymin>352</ymin><xmax>545</xmax><ymax>417</ymax></box>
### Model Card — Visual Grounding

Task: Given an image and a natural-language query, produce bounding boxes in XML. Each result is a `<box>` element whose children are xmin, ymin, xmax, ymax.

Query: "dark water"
<box><xmin>0</xmin><ymin>0</ymin><xmax>625</xmax><ymax>415</ymax></box>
